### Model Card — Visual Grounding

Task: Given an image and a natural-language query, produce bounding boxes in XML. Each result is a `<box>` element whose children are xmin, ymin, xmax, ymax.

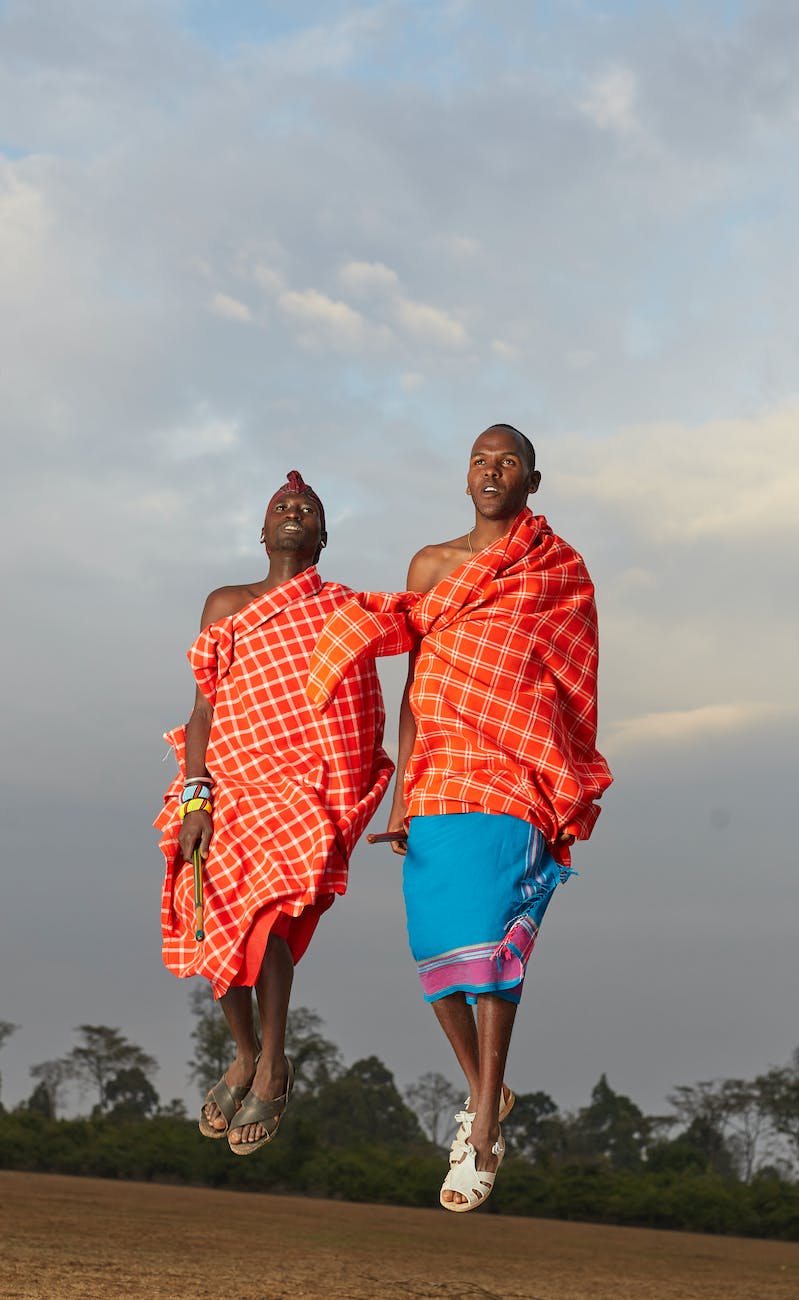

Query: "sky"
<box><xmin>1</xmin><ymin>0</ymin><xmax>797</xmax><ymax>1125</ymax></box>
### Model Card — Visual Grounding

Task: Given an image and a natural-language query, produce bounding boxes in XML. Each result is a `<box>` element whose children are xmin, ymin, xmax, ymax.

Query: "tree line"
<box><xmin>1</xmin><ymin>1006</ymin><xmax>797</xmax><ymax>1239</ymax></box>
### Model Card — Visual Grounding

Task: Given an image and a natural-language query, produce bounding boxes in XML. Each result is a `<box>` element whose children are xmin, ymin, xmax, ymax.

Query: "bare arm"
<box><xmin>385</xmin><ymin>647</ymin><xmax>419</xmax><ymax>855</ymax></box>
<box><xmin>176</xmin><ymin>587</ymin><xmax>243</xmax><ymax>863</ymax></box>
<box><xmin>177</xmin><ymin>686</ymin><xmax>214</xmax><ymax>863</ymax></box>
<box><xmin>385</xmin><ymin>548</ymin><xmax>450</xmax><ymax>856</ymax></box>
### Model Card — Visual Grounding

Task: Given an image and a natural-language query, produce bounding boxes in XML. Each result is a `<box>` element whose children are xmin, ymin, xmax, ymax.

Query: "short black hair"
<box><xmin>490</xmin><ymin>423</ymin><xmax>536</xmax><ymax>473</ymax></box>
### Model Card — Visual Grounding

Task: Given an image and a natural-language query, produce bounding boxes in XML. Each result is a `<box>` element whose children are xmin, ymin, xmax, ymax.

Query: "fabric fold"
<box><xmin>308</xmin><ymin>510</ymin><xmax>612</xmax><ymax>862</ymax></box>
<box><xmin>156</xmin><ymin>568</ymin><xmax>393</xmax><ymax>995</ymax></box>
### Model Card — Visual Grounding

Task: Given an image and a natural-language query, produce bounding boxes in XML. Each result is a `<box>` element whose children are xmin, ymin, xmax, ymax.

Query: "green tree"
<box><xmin>309</xmin><ymin>1056</ymin><xmax>425</xmax><ymax>1149</ymax></box>
<box><xmin>24</xmin><ymin>1080</ymin><xmax>55</xmax><ymax>1118</ymax></box>
<box><xmin>105</xmin><ymin>1067</ymin><xmax>160</xmax><ymax>1121</ymax></box>
<box><xmin>503</xmin><ymin>1089</ymin><xmax>560</xmax><ymax>1161</ymax></box>
<box><xmin>756</xmin><ymin>1049</ymin><xmax>799</xmax><ymax>1172</ymax></box>
<box><xmin>405</xmin><ymin>1071</ymin><xmax>462</xmax><ymax>1146</ymax></box>
<box><xmin>186</xmin><ymin>986</ymin><xmax>344</xmax><ymax>1099</ymax></box>
<box><xmin>668</xmin><ymin>1076</ymin><xmax>768</xmax><ymax>1181</ymax></box>
<box><xmin>64</xmin><ymin>1025</ymin><xmax>158</xmax><ymax>1115</ymax></box>
<box><xmin>573</xmin><ymin>1074</ymin><xmax>652</xmax><ymax>1169</ymax></box>
<box><xmin>679</xmin><ymin>1114</ymin><xmax>737</xmax><ymax>1177</ymax></box>
<box><xmin>28</xmin><ymin>1059</ymin><xmax>69</xmax><ymax>1120</ymax></box>
<box><xmin>668</xmin><ymin>1080</ymin><xmax>738</xmax><ymax>1177</ymax></box>
<box><xmin>285</xmin><ymin>1006</ymin><xmax>343</xmax><ymax>1095</ymax></box>
<box><xmin>187</xmin><ymin>983</ymin><xmax>234</xmax><ymax>1093</ymax></box>
<box><xmin>0</xmin><ymin>1021</ymin><xmax>18</xmax><ymax>1107</ymax></box>
<box><xmin>158</xmin><ymin>1097</ymin><xmax>189</xmax><ymax>1119</ymax></box>
<box><xmin>716</xmin><ymin>1078</ymin><xmax>769</xmax><ymax>1182</ymax></box>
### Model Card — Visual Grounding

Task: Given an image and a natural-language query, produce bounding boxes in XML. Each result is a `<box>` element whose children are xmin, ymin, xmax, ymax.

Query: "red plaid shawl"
<box><xmin>308</xmin><ymin>511</ymin><xmax>611</xmax><ymax>863</ymax></box>
<box><xmin>155</xmin><ymin>568</ymin><xmax>393</xmax><ymax>993</ymax></box>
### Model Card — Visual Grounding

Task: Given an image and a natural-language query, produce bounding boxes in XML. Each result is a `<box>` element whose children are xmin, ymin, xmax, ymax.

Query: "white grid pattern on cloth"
<box><xmin>308</xmin><ymin>511</ymin><xmax>612</xmax><ymax>865</ymax></box>
<box><xmin>155</xmin><ymin>568</ymin><xmax>393</xmax><ymax>994</ymax></box>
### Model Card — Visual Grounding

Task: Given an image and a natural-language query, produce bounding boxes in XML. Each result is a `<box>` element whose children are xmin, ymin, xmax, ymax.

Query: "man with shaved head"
<box><xmin>156</xmin><ymin>471</ymin><xmax>392</xmax><ymax>1155</ymax></box>
<box><xmin>309</xmin><ymin>426</ymin><xmax>611</xmax><ymax>1210</ymax></box>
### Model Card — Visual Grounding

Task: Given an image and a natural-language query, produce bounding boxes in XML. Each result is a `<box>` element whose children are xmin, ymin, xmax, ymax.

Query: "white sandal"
<box><xmin>449</xmin><ymin>1085</ymin><xmax>515</xmax><ymax>1167</ymax></box>
<box><xmin>440</xmin><ymin>1133</ymin><xmax>505</xmax><ymax>1213</ymax></box>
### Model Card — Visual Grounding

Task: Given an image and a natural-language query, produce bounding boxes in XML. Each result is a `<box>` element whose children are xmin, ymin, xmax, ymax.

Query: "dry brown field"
<box><xmin>1</xmin><ymin>1171</ymin><xmax>797</xmax><ymax>1300</ymax></box>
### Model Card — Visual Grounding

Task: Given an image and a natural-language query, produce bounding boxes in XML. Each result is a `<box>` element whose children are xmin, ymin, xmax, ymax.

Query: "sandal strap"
<box><xmin>446</xmin><ymin>1145</ymin><xmax>494</xmax><ymax>1205</ymax></box>
<box><xmin>207</xmin><ymin>1076</ymin><xmax>250</xmax><ymax>1124</ymax></box>
<box><xmin>229</xmin><ymin>1057</ymin><xmax>295</xmax><ymax>1134</ymax></box>
<box><xmin>234</xmin><ymin>1091</ymin><xmax>284</xmax><ymax>1129</ymax></box>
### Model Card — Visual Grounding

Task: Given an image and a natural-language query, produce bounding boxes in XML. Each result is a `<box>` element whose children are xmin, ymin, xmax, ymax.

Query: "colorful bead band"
<box><xmin>181</xmin><ymin>782</ymin><xmax>213</xmax><ymax>804</ymax></box>
<box><xmin>178</xmin><ymin>798</ymin><xmax>213</xmax><ymax>820</ymax></box>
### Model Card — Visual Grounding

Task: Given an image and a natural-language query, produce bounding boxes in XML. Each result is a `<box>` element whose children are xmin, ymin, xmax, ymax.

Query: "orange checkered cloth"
<box><xmin>155</xmin><ymin>567</ymin><xmax>393</xmax><ymax>995</ymax></box>
<box><xmin>308</xmin><ymin>510</ymin><xmax>611</xmax><ymax>865</ymax></box>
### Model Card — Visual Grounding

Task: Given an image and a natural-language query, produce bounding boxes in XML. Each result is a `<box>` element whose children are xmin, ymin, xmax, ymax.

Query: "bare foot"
<box><xmin>450</xmin><ymin>1083</ymin><xmax>513</xmax><ymax>1169</ymax></box>
<box><xmin>227</xmin><ymin>1058</ymin><xmax>290</xmax><ymax>1146</ymax></box>
<box><xmin>462</xmin><ymin>1082</ymin><xmax>514</xmax><ymax>1118</ymax></box>
<box><xmin>202</xmin><ymin>1052</ymin><xmax>258</xmax><ymax>1132</ymax></box>
<box><xmin>442</xmin><ymin>1124</ymin><xmax>502</xmax><ymax>1206</ymax></box>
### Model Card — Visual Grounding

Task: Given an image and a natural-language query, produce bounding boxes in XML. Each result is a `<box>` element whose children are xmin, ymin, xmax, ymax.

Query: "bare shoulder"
<box><xmin>406</xmin><ymin>536</ymin><xmax>470</xmax><ymax>593</ymax></box>
<box><xmin>200</xmin><ymin>584</ymin><xmax>258</xmax><ymax>630</ymax></box>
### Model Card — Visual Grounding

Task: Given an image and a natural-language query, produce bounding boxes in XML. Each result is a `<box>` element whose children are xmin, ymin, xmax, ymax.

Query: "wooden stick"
<box><xmin>192</xmin><ymin>845</ymin><xmax>205</xmax><ymax>941</ymax></box>
<box><xmin>366</xmin><ymin>831</ymin><xmax>408</xmax><ymax>844</ymax></box>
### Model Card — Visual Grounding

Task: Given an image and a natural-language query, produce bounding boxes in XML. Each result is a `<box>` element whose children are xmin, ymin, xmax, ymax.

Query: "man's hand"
<box><xmin>179</xmin><ymin>810</ymin><xmax>213</xmax><ymax>863</ymax></box>
<box><xmin>386</xmin><ymin>807</ymin><xmax>409</xmax><ymax>857</ymax></box>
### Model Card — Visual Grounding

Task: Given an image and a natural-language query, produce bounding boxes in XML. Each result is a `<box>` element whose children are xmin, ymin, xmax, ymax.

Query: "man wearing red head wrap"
<box><xmin>265</xmin><ymin>469</ymin><xmax>327</xmax><ymax>557</ymax></box>
<box><xmin>155</xmin><ymin>470</ymin><xmax>393</xmax><ymax>1154</ymax></box>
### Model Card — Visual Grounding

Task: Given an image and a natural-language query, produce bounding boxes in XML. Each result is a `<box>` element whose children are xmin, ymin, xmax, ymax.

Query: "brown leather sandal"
<box><xmin>227</xmin><ymin>1058</ymin><xmax>295</xmax><ymax>1156</ymax></box>
<box><xmin>198</xmin><ymin>1055</ymin><xmax>260</xmax><ymax>1139</ymax></box>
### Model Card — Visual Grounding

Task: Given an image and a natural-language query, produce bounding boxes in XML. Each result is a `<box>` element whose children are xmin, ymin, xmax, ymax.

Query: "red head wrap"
<box><xmin>266</xmin><ymin>469</ymin><xmax>326</xmax><ymax>536</ymax></box>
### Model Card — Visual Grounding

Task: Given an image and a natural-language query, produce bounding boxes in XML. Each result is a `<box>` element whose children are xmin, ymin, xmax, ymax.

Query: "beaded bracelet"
<box><xmin>178</xmin><ymin>797</ymin><xmax>213</xmax><ymax>821</ymax></box>
<box><xmin>181</xmin><ymin>782</ymin><xmax>213</xmax><ymax>804</ymax></box>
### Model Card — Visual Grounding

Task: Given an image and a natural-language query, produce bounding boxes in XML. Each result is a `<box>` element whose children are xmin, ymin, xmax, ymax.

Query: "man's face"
<box><xmin>261</xmin><ymin>493</ymin><xmax>325</xmax><ymax>559</ymax></box>
<box><xmin>466</xmin><ymin>427</ymin><xmax>540</xmax><ymax>519</ymax></box>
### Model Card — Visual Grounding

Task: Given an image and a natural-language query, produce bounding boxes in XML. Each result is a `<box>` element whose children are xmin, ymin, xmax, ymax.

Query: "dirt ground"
<box><xmin>1</xmin><ymin>1171</ymin><xmax>798</xmax><ymax>1300</ymax></box>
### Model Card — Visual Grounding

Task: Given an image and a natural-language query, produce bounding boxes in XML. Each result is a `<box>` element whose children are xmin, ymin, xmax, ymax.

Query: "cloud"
<box><xmin>338</xmin><ymin>259</ymin><xmax>399</xmax><ymax>296</ymax></box>
<box><xmin>161</xmin><ymin>408</ymin><xmax>239</xmax><ymax>461</ymax></box>
<box><xmin>273</xmin><ymin>280</ymin><xmax>469</xmax><ymax>356</ymax></box>
<box><xmin>607</xmin><ymin>702</ymin><xmax>785</xmax><ymax>755</ymax></box>
<box><xmin>579</xmin><ymin>65</ymin><xmax>642</xmax><ymax>137</ymax></box>
<box><xmin>491</xmin><ymin>339</ymin><xmax>519</xmax><ymax>360</ymax></box>
<box><xmin>392</xmin><ymin>297</ymin><xmax>469</xmax><ymax>350</ymax></box>
<box><xmin>443</xmin><ymin>234</ymin><xmax>479</xmax><ymax>258</ymax></box>
<box><xmin>242</xmin><ymin>7</ymin><xmax>390</xmax><ymax>77</ymax></box>
<box><xmin>210</xmin><ymin>292</ymin><xmax>253</xmax><ymax>322</ymax></box>
<box><xmin>610</xmin><ymin>566</ymin><xmax>657</xmax><ymax>596</ymax></box>
<box><xmin>554</xmin><ymin>404</ymin><xmax>799</xmax><ymax>542</ymax></box>
<box><xmin>277</xmin><ymin>287</ymin><xmax>371</xmax><ymax>350</ymax></box>
<box><xmin>334</xmin><ymin>262</ymin><xmax>469</xmax><ymax>356</ymax></box>
<box><xmin>252</xmin><ymin>263</ymin><xmax>286</xmax><ymax>296</ymax></box>
<box><xmin>0</xmin><ymin>166</ymin><xmax>48</xmax><ymax>276</ymax></box>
